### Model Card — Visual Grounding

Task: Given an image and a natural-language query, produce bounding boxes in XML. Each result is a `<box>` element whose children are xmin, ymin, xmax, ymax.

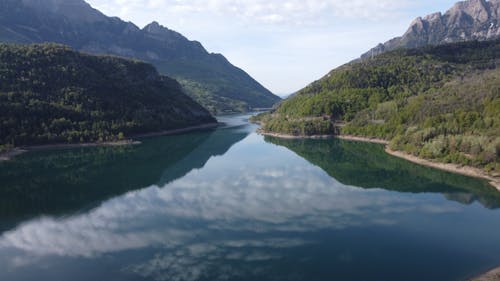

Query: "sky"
<box><xmin>85</xmin><ymin>0</ymin><xmax>459</xmax><ymax>96</ymax></box>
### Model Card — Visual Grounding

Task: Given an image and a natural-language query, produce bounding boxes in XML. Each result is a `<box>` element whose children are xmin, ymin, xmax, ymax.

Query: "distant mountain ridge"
<box><xmin>361</xmin><ymin>0</ymin><xmax>500</xmax><ymax>59</ymax></box>
<box><xmin>0</xmin><ymin>0</ymin><xmax>281</xmax><ymax>113</ymax></box>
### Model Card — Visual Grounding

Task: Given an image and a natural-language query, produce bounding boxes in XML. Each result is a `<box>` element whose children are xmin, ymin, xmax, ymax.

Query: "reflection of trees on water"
<box><xmin>0</xmin><ymin>126</ymin><xmax>251</xmax><ymax>225</ymax></box>
<box><xmin>265</xmin><ymin>137</ymin><xmax>500</xmax><ymax>209</ymax></box>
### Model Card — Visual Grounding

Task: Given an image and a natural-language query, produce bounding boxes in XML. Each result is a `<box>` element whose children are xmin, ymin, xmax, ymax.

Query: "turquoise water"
<box><xmin>0</xmin><ymin>114</ymin><xmax>499</xmax><ymax>281</ymax></box>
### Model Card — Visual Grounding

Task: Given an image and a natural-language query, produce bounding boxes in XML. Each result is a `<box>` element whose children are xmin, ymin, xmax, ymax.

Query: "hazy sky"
<box><xmin>85</xmin><ymin>0</ymin><xmax>458</xmax><ymax>95</ymax></box>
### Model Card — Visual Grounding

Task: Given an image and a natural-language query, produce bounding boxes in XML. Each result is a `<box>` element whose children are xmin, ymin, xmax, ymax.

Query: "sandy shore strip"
<box><xmin>469</xmin><ymin>267</ymin><xmax>500</xmax><ymax>281</ymax></box>
<box><xmin>386</xmin><ymin>148</ymin><xmax>500</xmax><ymax>191</ymax></box>
<box><xmin>0</xmin><ymin>123</ymin><xmax>219</xmax><ymax>162</ymax></box>
<box><xmin>258</xmin><ymin>130</ymin><xmax>335</xmax><ymax>140</ymax></box>
<box><xmin>336</xmin><ymin>135</ymin><xmax>389</xmax><ymax>145</ymax></box>
<box><xmin>258</xmin><ymin>130</ymin><xmax>499</xmax><ymax>191</ymax></box>
<box><xmin>258</xmin><ymin>130</ymin><xmax>389</xmax><ymax>144</ymax></box>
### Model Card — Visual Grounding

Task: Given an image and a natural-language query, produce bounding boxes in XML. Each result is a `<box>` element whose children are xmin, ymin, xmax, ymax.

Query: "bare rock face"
<box><xmin>469</xmin><ymin>266</ymin><xmax>500</xmax><ymax>281</ymax></box>
<box><xmin>361</xmin><ymin>0</ymin><xmax>500</xmax><ymax>59</ymax></box>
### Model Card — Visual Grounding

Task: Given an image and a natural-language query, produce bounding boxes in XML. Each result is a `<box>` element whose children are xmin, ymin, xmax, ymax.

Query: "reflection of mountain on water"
<box><xmin>1</xmin><ymin>126</ymin><xmax>499</xmax><ymax>281</ymax></box>
<box><xmin>158</xmin><ymin>124</ymin><xmax>251</xmax><ymax>186</ymax></box>
<box><xmin>158</xmin><ymin>128</ymin><xmax>249</xmax><ymax>186</ymax></box>
<box><xmin>265</xmin><ymin>137</ymin><xmax>500</xmax><ymax>209</ymax></box>
<box><xmin>0</xmin><ymin>126</ymin><xmax>250</xmax><ymax>225</ymax></box>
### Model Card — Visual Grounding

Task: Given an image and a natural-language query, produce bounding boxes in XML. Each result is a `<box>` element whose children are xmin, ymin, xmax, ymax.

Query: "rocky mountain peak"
<box><xmin>424</xmin><ymin>12</ymin><xmax>443</xmax><ymax>22</ymax></box>
<box><xmin>361</xmin><ymin>0</ymin><xmax>500</xmax><ymax>60</ymax></box>
<box><xmin>406</xmin><ymin>17</ymin><xmax>427</xmax><ymax>35</ymax></box>
<box><xmin>447</xmin><ymin>0</ymin><xmax>490</xmax><ymax>22</ymax></box>
<box><xmin>142</xmin><ymin>21</ymin><xmax>197</xmax><ymax>48</ymax></box>
<box><xmin>143</xmin><ymin>21</ymin><xmax>184</xmax><ymax>39</ymax></box>
<box><xmin>143</xmin><ymin>21</ymin><xmax>164</xmax><ymax>34</ymax></box>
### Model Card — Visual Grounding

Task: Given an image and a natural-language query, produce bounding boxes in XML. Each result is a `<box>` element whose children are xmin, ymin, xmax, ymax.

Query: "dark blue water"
<box><xmin>0</xmin><ymin>114</ymin><xmax>499</xmax><ymax>281</ymax></box>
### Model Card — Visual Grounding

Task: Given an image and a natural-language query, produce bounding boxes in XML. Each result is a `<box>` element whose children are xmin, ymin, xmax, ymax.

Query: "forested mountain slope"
<box><xmin>0</xmin><ymin>44</ymin><xmax>216</xmax><ymax>148</ymax></box>
<box><xmin>255</xmin><ymin>40</ymin><xmax>500</xmax><ymax>173</ymax></box>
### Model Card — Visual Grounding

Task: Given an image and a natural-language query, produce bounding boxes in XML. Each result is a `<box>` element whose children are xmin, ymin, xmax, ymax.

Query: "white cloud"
<box><xmin>89</xmin><ymin>0</ymin><xmax>408</xmax><ymax>26</ymax></box>
<box><xmin>84</xmin><ymin>0</ymin><xmax>459</xmax><ymax>93</ymax></box>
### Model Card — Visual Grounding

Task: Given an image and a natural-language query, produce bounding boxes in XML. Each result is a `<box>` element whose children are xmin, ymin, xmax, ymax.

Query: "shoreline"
<box><xmin>0</xmin><ymin>140</ymin><xmax>141</xmax><ymax>162</ymax></box>
<box><xmin>386</xmin><ymin>148</ymin><xmax>500</xmax><ymax>191</ymax></box>
<box><xmin>258</xmin><ymin>130</ymin><xmax>499</xmax><ymax>191</ymax></box>
<box><xmin>469</xmin><ymin>267</ymin><xmax>500</xmax><ymax>281</ymax></box>
<box><xmin>27</xmin><ymin>139</ymin><xmax>142</xmax><ymax>151</ymax></box>
<box><xmin>259</xmin><ymin>130</ymin><xmax>389</xmax><ymax>144</ymax></box>
<box><xmin>134</xmin><ymin>122</ymin><xmax>219</xmax><ymax>138</ymax></box>
<box><xmin>336</xmin><ymin>134</ymin><xmax>389</xmax><ymax>145</ymax></box>
<box><xmin>0</xmin><ymin>148</ymin><xmax>28</xmax><ymax>162</ymax></box>
<box><xmin>258</xmin><ymin>130</ymin><xmax>334</xmax><ymax>140</ymax></box>
<box><xmin>0</xmin><ymin>122</ymin><xmax>219</xmax><ymax>162</ymax></box>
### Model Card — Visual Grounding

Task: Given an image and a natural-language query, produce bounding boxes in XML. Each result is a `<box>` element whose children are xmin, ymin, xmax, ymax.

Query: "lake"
<box><xmin>0</xmin><ymin>114</ymin><xmax>499</xmax><ymax>281</ymax></box>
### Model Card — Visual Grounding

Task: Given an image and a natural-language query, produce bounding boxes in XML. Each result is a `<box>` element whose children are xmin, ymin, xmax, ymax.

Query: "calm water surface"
<box><xmin>0</xmin><ymin>114</ymin><xmax>499</xmax><ymax>281</ymax></box>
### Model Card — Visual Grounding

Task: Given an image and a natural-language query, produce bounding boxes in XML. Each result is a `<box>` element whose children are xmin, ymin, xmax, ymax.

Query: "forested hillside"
<box><xmin>0</xmin><ymin>0</ymin><xmax>281</xmax><ymax>113</ymax></box>
<box><xmin>0</xmin><ymin>44</ymin><xmax>216</xmax><ymax>149</ymax></box>
<box><xmin>255</xmin><ymin>40</ymin><xmax>500</xmax><ymax>173</ymax></box>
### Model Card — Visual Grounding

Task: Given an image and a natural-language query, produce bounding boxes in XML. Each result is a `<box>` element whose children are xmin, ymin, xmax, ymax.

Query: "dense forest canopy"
<box><xmin>0</xmin><ymin>43</ymin><xmax>216</xmax><ymax>148</ymax></box>
<box><xmin>254</xmin><ymin>40</ymin><xmax>500</xmax><ymax>173</ymax></box>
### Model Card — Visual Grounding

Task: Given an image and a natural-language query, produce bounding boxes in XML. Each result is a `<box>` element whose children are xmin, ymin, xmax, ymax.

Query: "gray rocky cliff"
<box><xmin>361</xmin><ymin>0</ymin><xmax>500</xmax><ymax>59</ymax></box>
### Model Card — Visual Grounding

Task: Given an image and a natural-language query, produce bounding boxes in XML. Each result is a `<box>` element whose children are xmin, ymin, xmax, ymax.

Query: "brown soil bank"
<box><xmin>470</xmin><ymin>267</ymin><xmax>500</xmax><ymax>281</ymax></box>
<box><xmin>386</xmin><ymin>148</ymin><xmax>500</xmax><ymax>191</ymax></box>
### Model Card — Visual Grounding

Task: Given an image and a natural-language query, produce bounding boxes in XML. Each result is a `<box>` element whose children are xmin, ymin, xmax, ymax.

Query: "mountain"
<box><xmin>361</xmin><ymin>0</ymin><xmax>500</xmax><ymax>59</ymax></box>
<box><xmin>0</xmin><ymin>0</ymin><xmax>281</xmax><ymax>113</ymax></box>
<box><xmin>254</xmin><ymin>40</ymin><xmax>500</xmax><ymax>174</ymax></box>
<box><xmin>0</xmin><ymin>43</ymin><xmax>216</xmax><ymax>147</ymax></box>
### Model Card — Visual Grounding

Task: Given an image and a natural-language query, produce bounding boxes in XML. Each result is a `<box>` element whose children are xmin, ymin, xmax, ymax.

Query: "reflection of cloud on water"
<box><xmin>128</xmin><ymin>239</ymin><xmax>289</xmax><ymax>281</ymax></box>
<box><xmin>0</xmin><ymin>161</ymin><xmax>460</xmax><ymax>280</ymax></box>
